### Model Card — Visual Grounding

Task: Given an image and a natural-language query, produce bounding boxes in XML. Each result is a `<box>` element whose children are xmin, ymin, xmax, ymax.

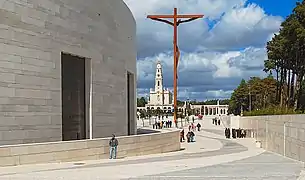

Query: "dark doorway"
<box><xmin>61</xmin><ymin>53</ymin><xmax>86</xmax><ymax>141</ymax></box>
<box><xmin>127</xmin><ymin>72</ymin><xmax>131</xmax><ymax>135</ymax></box>
<box><xmin>127</xmin><ymin>72</ymin><xmax>135</xmax><ymax>135</ymax></box>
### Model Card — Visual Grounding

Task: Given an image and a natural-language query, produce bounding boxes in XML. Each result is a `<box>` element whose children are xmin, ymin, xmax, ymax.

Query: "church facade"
<box><xmin>145</xmin><ymin>61</ymin><xmax>174</xmax><ymax>113</ymax></box>
<box><xmin>137</xmin><ymin>61</ymin><xmax>229</xmax><ymax>116</ymax></box>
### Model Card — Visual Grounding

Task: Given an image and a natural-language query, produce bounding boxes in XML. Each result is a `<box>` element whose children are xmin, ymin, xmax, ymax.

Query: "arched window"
<box><xmin>157</xmin><ymin>81</ymin><xmax>160</xmax><ymax>86</ymax></box>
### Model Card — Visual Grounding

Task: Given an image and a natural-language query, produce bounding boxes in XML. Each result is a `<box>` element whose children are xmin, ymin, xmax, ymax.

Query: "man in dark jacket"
<box><xmin>109</xmin><ymin>134</ymin><xmax>118</xmax><ymax>159</ymax></box>
<box><xmin>180</xmin><ymin>129</ymin><xmax>185</xmax><ymax>142</ymax></box>
<box><xmin>196</xmin><ymin>123</ymin><xmax>201</xmax><ymax>131</ymax></box>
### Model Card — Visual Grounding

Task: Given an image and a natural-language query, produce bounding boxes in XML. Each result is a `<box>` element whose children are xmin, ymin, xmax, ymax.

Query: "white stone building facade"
<box><xmin>178</xmin><ymin>101</ymin><xmax>229</xmax><ymax>116</ymax></box>
<box><xmin>136</xmin><ymin>62</ymin><xmax>229</xmax><ymax>116</ymax></box>
<box><xmin>145</xmin><ymin>61</ymin><xmax>173</xmax><ymax>113</ymax></box>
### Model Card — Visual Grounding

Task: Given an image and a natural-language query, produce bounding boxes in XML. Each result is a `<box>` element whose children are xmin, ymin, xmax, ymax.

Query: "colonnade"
<box><xmin>137</xmin><ymin>105</ymin><xmax>229</xmax><ymax>116</ymax></box>
<box><xmin>195</xmin><ymin>105</ymin><xmax>228</xmax><ymax>116</ymax></box>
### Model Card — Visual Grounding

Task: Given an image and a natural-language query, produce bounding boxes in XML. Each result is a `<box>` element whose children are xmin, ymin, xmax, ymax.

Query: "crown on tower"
<box><xmin>156</xmin><ymin>60</ymin><xmax>162</xmax><ymax>70</ymax></box>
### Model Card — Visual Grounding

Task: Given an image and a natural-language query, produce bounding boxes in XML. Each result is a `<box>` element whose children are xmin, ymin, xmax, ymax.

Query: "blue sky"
<box><xmin>248</xmin><ymin>0</ymin><xmax>298</xmax><ymax>17</ymax></box>
<box><xmin>124</xmin><ymin>0</ymin><xmax>297</xmax><ymax>101</ymax></box>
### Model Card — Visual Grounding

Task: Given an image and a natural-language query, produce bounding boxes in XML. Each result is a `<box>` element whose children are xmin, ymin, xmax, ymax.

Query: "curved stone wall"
<box><xmin>0</xmin><ymin>0</ymin><xmax>137</xmax><ymax>145</ymax></box>
<box><xmin>0</xmin><ymin>130</ymin><xmax>180</xmax><ymax>166</ymax></box>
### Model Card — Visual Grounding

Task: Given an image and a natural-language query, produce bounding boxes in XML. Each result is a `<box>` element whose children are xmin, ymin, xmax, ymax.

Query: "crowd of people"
<box><xmin>151</xmin><ymin>116</ymin><xmax>248</xmax><ymax>144</ymax></box>
<box><xmin>212</xmin><ymin>117</ymin><xmax>221</xmax><ymax>126</ymax></box>
<box><xmin>225</xmin><ymin>128</ymin><xmax>247</xmax><ymax>138</ymax></box>
<box><xmin>180</xmin><ymin>129</ymin><xmax>196</xmax><ymax>143</ymax></box>
<box><xmin>152</xmin><ymin>120</ymin><xmax>173</xmax><ymax>129</ymax></box>
<box><xmin>180</xmin><ymin>122</ymin><xmax>202</xmax><ymax>143</ymax></box>
<box><xmin>187</xmin><ymin>122</ymin><xmax>202</xmax><ymax>132</ymax></box>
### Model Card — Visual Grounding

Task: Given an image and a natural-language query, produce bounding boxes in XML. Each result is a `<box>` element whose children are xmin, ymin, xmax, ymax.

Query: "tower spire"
<box><xmin>155</xmin><ymin>61</ymin><xmax>163</xmax><ymax>92</ymax></box>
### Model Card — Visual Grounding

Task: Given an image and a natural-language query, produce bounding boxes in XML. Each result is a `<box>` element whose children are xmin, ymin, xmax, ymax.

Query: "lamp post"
<box><xmin>248</xmin><ymin>84</ymin><xmax>252</xmax><ymax>112</ymax></box>
<box><xmin>186</xmin><ymin>98</ymin><xmax>190</xmax><ymax>116</ymax></box>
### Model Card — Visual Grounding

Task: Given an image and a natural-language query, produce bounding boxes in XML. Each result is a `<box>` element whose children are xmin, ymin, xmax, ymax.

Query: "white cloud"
<box><xmin>205</xmin><ymin>3</ymin><xmax>283</xmax><ymax>49</ymax></box>
<box><xmin>137</xmin><ymin>47</ymin><xmax>267</xmax><ymax>100</ymax></box>
<box><xmin>212</xmin><ymin>51</ymin><xmax>241</xmax><ymax>78</ymax></box>
<box><xmin>124</xmin><ymin>0</ymin><xmax>246</xmax><ymax>20</ymax></box>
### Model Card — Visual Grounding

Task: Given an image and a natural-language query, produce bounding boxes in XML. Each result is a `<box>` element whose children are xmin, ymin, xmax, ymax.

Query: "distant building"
<box><xmin>178</xmin><ymin>100</ymin><xmax>229</xmax><ymax>116</ymax></box>
<box><xmin>136</xmin><ymin>62</ymin><xmax>229</xmax><ymax>116</ymax></box>
<box><xmin>144</xmin><ymin>61</ymin><xmax>173</xmax><ymax>113</ymax></box>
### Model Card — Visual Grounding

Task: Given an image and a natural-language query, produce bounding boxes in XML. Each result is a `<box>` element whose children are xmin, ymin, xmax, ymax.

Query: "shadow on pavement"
<box><xmin>137</xmin><ymin>128</ymin><xmax>160</xmax><ymax>134</ymax></box>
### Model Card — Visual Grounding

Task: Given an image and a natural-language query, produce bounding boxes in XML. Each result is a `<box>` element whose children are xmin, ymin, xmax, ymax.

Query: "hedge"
<box><xmin>243</xmin><ymin>107</ymin><xmax>304</xmax><ymax>116</ymax></box>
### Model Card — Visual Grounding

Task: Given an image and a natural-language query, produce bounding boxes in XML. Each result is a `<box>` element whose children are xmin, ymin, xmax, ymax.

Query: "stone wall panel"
<box><xmin>0</xmin><ymin>0</ymin><xmax>137</xmax><ymax>145</ymax></box>
<box><xmin>239</xmin><ymin>114</ymin><xmax>305</xmax><ymax>162</ymax></box>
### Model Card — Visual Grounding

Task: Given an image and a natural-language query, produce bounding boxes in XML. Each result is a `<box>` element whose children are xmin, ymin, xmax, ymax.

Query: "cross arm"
<box><xmin>147</xmin><ymin>15</ymin><xmax>204</xmax><ymax>19</ymax></box>
<box><xmin>147</xmin><ymin>15</ymin><xmax>174</xmax><ymax>19</ymax></box>
<box><xmin>147</xmin><ymin>17</ymin><xmax>174</xmax><ymax>26</ymax></box>
<box><xmin>177</xmin><ymin>15</ymin><xmax>204</xmax><ymax>18</ymax></box>
<box><xmin>177</xmin><ymin>17</ymin><xmax>202</xmax><ymax>25</ymax></box>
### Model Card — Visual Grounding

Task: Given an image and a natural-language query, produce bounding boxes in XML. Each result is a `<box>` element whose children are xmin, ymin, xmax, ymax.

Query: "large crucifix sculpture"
<box><xmin>147</xmin><ymin>8</ymin><xmax>204</xmax><ymax>125</ymax></box>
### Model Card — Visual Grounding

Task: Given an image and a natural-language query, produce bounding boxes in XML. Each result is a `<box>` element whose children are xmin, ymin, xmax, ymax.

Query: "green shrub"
<box><xmin>243</xmin><ymin>107</ymin><xmax>304</xmax><ymax>116</ymax></box>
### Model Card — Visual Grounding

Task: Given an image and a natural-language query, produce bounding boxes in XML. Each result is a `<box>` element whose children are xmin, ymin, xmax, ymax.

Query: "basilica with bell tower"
<box><xmin>145</xmin><ymin>61</ymin><xmax>173</xmax><ymax>113</ymax></box>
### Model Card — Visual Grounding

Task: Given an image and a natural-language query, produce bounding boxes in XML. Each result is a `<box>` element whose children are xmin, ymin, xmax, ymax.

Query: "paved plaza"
<box><xmin>0</xmin><ymin>118</ymin><xmax>304</xmax><ymax>180</ymax></box>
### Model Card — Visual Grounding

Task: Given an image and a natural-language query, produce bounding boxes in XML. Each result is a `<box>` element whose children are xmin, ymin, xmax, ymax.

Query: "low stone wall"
<box><xmin>0</xmin><ymin>130</ymin><xmax>180</xmax><ymax>166</ymax></box>
<box><xmin>239</xmin><ymin>115</ymin><xmax>305</xmax><ymax>162</ymax></box>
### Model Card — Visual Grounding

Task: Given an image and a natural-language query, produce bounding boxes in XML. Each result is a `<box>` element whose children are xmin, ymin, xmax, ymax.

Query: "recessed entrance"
<box><xmin>61</xmin><ymin>53</ymin><xmax>87</xmax><ymax>141</ymax></box>
<box><xmin>127</xmin><ymin>71</ymin><xmax>135</xmax><ymax>135</ymax></box>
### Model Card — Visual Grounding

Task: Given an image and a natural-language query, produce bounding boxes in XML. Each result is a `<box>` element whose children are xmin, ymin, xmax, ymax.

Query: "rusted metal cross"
<box><xmin>147</xmin><ymin>8</ymin><xmax>204</xmax><ymax>125</ymax></box>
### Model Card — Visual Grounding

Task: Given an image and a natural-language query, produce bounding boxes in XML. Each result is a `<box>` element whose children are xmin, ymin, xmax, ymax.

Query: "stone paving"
<box><xmin>0</xmin><ymin>117</ymin><xmax>303</xmax><ymax>179</ymax></box>
<box><xmin>130</xmin><ymin>152</ymin><xmax>303</xmax><ymax>180</ymax></box>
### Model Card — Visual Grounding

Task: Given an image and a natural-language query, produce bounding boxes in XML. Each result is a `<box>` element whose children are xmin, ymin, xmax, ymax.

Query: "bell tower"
<box><xmin>155</xmin><ymin>61</ymin><xmax>163</xmax><ymax>92</ymax></box>
<box><xmin>154</xmin><ymin>61</ymin><xmax>163</xmax><ymax>105</ymax></box>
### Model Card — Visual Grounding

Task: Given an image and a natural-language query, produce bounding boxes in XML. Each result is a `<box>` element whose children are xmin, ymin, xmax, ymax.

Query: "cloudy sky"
<box><xmin>123</xmin><ymin>0</ymin><xmax>297</xmax><ymax>101</ymax></box>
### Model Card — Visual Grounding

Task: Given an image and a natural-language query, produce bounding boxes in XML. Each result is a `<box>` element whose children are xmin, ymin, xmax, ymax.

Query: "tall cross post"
<box><xmin>147</xmin><ymin>8</ymin><xmax>204</xmax><ymax>126</ymax></box>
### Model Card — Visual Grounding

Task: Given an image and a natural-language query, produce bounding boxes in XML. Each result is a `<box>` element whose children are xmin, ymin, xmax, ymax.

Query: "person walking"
<box><xmin>186</xmin><ymin>131</ymin><xmax>191</xmax><ymax>143</ymax></box>
<box><xmin>191</xmin><ymin>123</ymin><xmax>195</xmax><ymax>131</ymax></box>
<box><xmin>180</xmin><ymin>129</ymin><xmax>185</xmax><ymax>142</ymax></box>
<box><xmin>196</xmin><ymin>123</ymin><xmax>201</xmax><ymax>131</ymax></box>
<box><xmin>190</xmin><ymin>131</ymin><xmax>195</xmax><ymax>142</ymax></box>
<box><xmin>109</xmin><ymin>134</ymin><xmax>118</xmax><ymax>159</ymax></box>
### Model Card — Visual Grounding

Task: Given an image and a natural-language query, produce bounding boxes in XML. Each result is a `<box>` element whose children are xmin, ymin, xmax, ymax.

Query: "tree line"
<box><xmin>229</xmin><ymin>1</ymin><xmax>305</xmax><ymax>115</ymax></box>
